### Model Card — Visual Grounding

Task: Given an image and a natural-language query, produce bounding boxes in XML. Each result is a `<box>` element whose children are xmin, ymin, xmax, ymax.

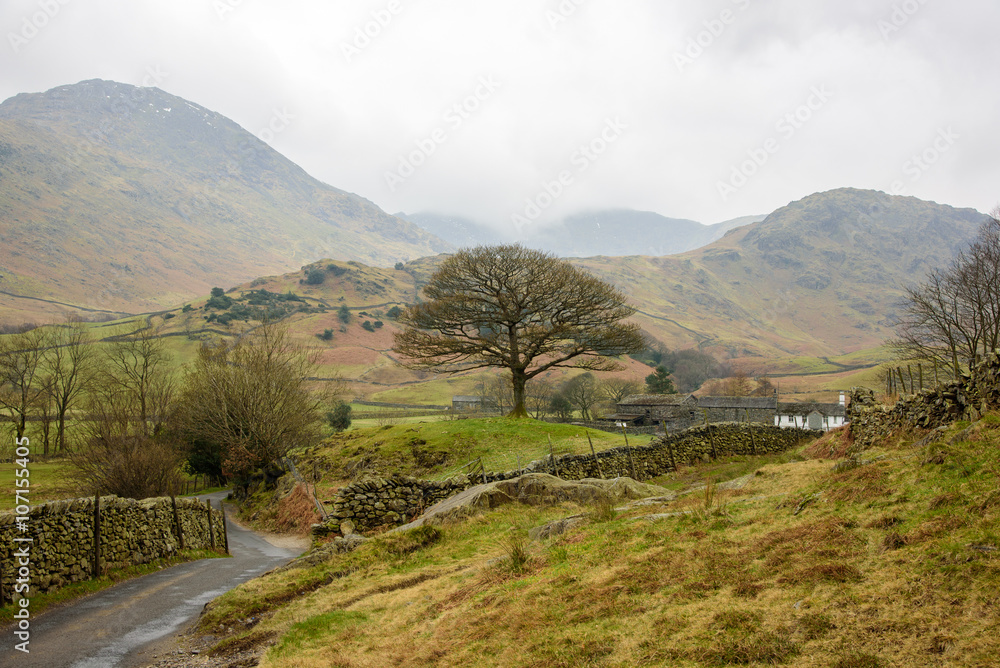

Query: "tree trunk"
<box><xmin>57</xmin><ymin>415</ymin><xmax>67</xmax><ymax>452</ymax></box>
<box><xmin>508</xmin><ymin>371</ymin><xmax>529</xmax><ymax>418</ymax></box>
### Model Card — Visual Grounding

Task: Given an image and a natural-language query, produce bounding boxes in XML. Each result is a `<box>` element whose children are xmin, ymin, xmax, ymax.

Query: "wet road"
<box><xmin>0</xmin><ymin>491</ymin><xmax>305</xmax><ymax>668</ymax></box>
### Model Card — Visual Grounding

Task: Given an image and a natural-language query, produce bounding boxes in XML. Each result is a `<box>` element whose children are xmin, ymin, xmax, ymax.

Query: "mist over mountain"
<box><xmin>0</xmin><ymin>79</ymin><xmax>451</xmax><ymax>316</ymax></box>
<box><xmin>399</xmin><ymin>209</ymin><xmax>764</xmax><ymax>257</ymax></box>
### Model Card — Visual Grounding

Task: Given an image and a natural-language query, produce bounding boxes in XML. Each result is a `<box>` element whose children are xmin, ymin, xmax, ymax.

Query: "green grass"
<box><xmin>648</xmin><ymin>449</ymin><xmax>805</xmax><ymax>491</ymax></box>
<box><xmin>297</xmin><ymin>417</ymin><xmax>653</xmax><ymax>481</ymax></box>
<box><xmin>197</xmin><ymin>411</ymin><xmax>1000</xmax><ymax>667</ymax></box>
<box><xmin>0</xmin><ymin>458</ymin><xmax>77</xmax><ymax>510</ymax></box>
<box><xmin>0</xmin><ymin>548</ymin><xmax>228</xmax><ymax>626</ymax></box>
<box><xmin>0</xmin><ymin>453</ymin><xmax>222</xmax><ymax>511</ymax></box>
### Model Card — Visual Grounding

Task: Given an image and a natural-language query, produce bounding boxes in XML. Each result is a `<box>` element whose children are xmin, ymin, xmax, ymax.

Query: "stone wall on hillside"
<box><xmin>330</xmin><ymin>423</ymin><xmax>819</xmax><ymax>532</ymax></box>
<box><xmin>539</xmin><ymin>418</ymin><xmax>662</xmax><ymax>436</ymax></box>
<box><xmin>848</xmin><ymin>353</ymin><xmax>1000</xmax><ymax>449</ymax></box>
<box><xmin>0</xmin><ymin>496</ymin><xmax>226</xmax><ymax>594</ymax></box>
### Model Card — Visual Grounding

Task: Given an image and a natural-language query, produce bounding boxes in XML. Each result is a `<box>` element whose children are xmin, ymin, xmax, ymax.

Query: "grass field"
<box><xmin>298</xmin><ymin>418</ymin><xmax>654</xmax><ymax>484</ymax></box>
<box><xmin>0</xmin><ymin>459</ymin><xmax>77</xmax><ymax>510</ymax></box>
<box><xmin>0</xmin><ymin>456</ymin><xmax>224</xmax><ymax>511</ymax></box>
<box><xmin>199</xmin><ymin>413</ymin><xmax>1000</xmax><ymax>667</ymax></box>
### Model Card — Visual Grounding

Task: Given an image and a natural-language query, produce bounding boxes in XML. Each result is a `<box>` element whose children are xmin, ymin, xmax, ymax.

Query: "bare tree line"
<box><xmin>892</xmin><ymin>209</ymin><xmax>1000</xmax><ymax>375</ymax></box>
<box><xmin>0</xmin><ymin>320</ymin><xmax>332</xmax><ymax>500</ymax></box>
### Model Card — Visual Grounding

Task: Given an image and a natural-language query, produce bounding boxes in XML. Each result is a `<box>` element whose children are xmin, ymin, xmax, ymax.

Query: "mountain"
<box><xmin>394</xmin><ymin>212</ymin><xmax>507</xmax><ymax>250</ymax></box>
<box><xmin>576</xmin><ymin>188</ymin><xmax>988</xmax><ymax>362</ymax></box>
<box><xmin>0</xmin><ymin>79</ymin><xmax>451</xmax><ymax>321</ymax></box>
<box><xmin>530</xmin><ymin>209</ymin><xmax>759</xmax><ymax>257</ymax></box>
<box><xmin>399</xmin><ymin>209</ymin><xmax>763</xmax><ymax>257</ymax></box>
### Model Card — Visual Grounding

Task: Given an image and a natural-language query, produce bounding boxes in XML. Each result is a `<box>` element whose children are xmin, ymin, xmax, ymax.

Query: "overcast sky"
<box><xmin>3</xmin><ymin>0</ymin><xmax>998</xmax><ymax>234</ymax></box>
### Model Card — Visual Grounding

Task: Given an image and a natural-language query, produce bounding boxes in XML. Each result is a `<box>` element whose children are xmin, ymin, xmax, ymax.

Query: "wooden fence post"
<box><xmin>587</xmin><ymin>431</ymin><xmax>604</xmax><ymax>479</ymax></box>
<box><xmin>745</xmin><ymin>410</ymin><xmax>758</xmax><ymax>455</ymax></box>
<box><xmin>92</xmin><ymin>493</ymin><xmax>101</xmax><ymax>578</ymax></box>
<box><xmin>701</xmin><ymin>411</ymin><xmax>718</xmax><ymax>459</ymax></box>
<box><xmin>171</xmin><ymin>495</ymin><xmax>184</xmax><ymax>550</ymax></box>
<box><xmin>206</xmin><ymin>499</ymin><xmax>216</xmax><ymax>550</ymax></box>
<box><xmin>619</xmin><ymin>425</ymin><xmax>637</xmax><ymax>479</ymax></box>
<box><xmin>220</xmin><ymin>501</ymin><xmax>230</xmax><ymax>555</ymax></box>
<box><xmin>547</xmin><ymin>435</ymin><xmax>560</xmax><ymax>478</ymax></box>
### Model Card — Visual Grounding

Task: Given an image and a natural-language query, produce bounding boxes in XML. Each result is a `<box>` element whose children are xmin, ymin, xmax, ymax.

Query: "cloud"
<box><xmin>2</xmin><ymin>0</ymin><xmax>998</xmax><ymax>232</ymax></box>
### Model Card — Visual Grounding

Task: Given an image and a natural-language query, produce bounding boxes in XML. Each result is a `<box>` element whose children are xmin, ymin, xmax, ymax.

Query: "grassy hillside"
<box><xmin>45</xmin><ymin>258</ymin><xmax>657</xmax><ymax>404</ymax></box>
<box><xmin>297</xmin><ymin>418</ymin><xmax>653</xmax><ymax>483</ymax></box>
<box><xmin>578</xmin><ymin>189</ymin><xmax>986</xmax><ymax>365</ymax></box>
<box><xmin>189</xmin><ymin>414</ymin><xmax>1000</xmax><ymax>667</ymax></box>
<box><xmin>3</xmin><ymin>188</ymin><xmax>985</xmax><ymax>405</ymax></box>
<box><xmin>0</xmin><ymin>79</ymin><xmax>450</xmax><ymax>322</ymax></box>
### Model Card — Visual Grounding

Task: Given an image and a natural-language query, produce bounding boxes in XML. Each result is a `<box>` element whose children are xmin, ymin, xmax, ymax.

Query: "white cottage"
<box><xmin>775</xmin><ymin>393</ymin><xmax>848</xmax><ymax>431</ymax></box>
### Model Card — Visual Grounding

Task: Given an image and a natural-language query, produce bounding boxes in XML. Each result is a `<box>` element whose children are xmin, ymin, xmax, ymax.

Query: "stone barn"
<box><xmin>697</xmin><ymin>396</ymin><xmax>779</xmax><ymax>424</ymax></box>
<box><xmin>611</xmin><ymin>394</ymin><xmax>701</xmax><ymax>430</ymax></box>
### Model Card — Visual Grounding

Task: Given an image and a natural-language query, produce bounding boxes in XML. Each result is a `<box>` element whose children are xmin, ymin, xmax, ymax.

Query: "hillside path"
<box><xmin>0</xmin><ymin>491</ymin><xmax>307</xmax><ymax>668</ymax></box>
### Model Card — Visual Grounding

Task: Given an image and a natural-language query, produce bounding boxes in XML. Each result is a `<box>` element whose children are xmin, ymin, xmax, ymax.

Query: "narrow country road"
<box><xmin>0</xmin><ymin>491</ymin><xmax>306</xmax><ymax>668</ymax></box>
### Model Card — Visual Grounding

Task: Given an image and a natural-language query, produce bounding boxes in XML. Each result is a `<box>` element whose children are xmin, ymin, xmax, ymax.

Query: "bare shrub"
<box><xmin>71</xmin><ymin>434</ymin><xmax>182</xmax><ymax>499</ymax></box>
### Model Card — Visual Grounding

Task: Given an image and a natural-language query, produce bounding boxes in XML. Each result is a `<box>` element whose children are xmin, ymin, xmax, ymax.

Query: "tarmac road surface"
<box><xmin>0</xmin><ymin>491</ymin><xmax>305</xmax><ymax>668</ymax></box>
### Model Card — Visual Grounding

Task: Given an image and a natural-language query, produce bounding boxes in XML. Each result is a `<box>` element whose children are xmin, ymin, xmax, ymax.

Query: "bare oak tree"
<box><xmin>601</xmin><ymin>378</ymin><xmax>642</xmax><ymax>405</ymax></box>
<box><xmin>561</xmin><ymin>372</ymin><xmax>601</xmax><ymax>420</ymax></box>
<box><xmin>525</xmin><ymin>379</ymin><xmax>556</xmax><ymax>419</ymax></box>
<box><xmin>393</xmin><ymin>245</ymin><xmax>645</xmax><ymax>417</ymax></box>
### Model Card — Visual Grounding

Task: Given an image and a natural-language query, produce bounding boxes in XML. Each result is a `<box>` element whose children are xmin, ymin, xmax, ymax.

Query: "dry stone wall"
<box><xmin>849</xmin><ymin>353</ymin><xmax>1000</xmax><ymax>449</ymax></box>
<box><xmin>0</xmin><ymin>495</ymin><xmax>226</xmax><ymax>594</ymax></box>
<box><xmin>329</xmin><ymin>423</ymin><xmax>819</xmax><ymax>532</ymax></box>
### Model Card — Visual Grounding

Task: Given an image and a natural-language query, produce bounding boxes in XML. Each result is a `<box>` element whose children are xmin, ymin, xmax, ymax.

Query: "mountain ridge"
<box><xmin>0</xmin><ymin>79</ymin><xmax>451</xmax><ymax>320</ymax></box>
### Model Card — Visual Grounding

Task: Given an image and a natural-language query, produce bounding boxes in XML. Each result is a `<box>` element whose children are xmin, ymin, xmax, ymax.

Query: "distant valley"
<box><xmin>0</xmin><ymin>80</ymin><xmax>992</xmax><ymax>402</ymax></box>
<box><xmin>398</xmin><ymin>210</ymin><xmax>764</xmax><ymax>258</ymax></box>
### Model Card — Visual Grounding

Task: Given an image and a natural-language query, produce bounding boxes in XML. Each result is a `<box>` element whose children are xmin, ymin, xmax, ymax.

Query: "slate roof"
<box><xmin>777</xmin><ymin>402</ymin><xmax>846</xmax><ymax>417</ymax></box>
<box><xmin>618</xmin><ymin>394</ymin><xmax>697</xmax><ymax>407</ymax></box>
<box><xmin>696</xmin><ymin>396</ymin><xmax>778</xmax><ymax>410</ymax></box>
